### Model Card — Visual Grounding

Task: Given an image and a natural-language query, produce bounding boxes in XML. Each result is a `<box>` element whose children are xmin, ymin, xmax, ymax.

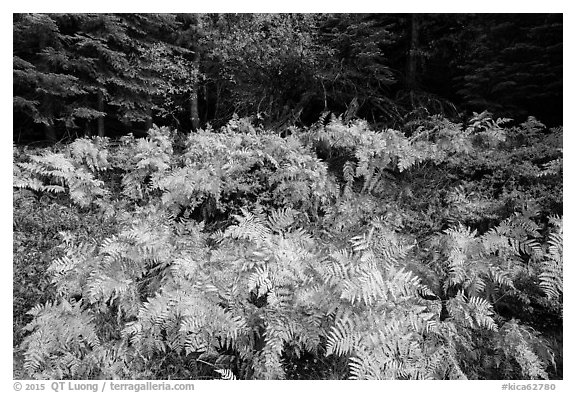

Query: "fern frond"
<box><xmin>326</xmin><ymin>316</ymin><xmax>359</xmax><ymax>357</ymax></box>
<box><xmin>215</xmin><ymin>368</ymin><xmax>237</xmax><ymax>380</ymax></box>
<box><xmin>267</xmin><ymin>207</ymin><xmax>296</xmax><ymax>233</ymax></box>
<box><xmin>224</xmin><ymin>209</ymin><xmax>272</xmax><ymax>244</ymax></box>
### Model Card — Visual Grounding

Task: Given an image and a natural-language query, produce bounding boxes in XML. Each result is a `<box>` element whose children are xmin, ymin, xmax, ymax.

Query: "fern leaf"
<box><xmin>326</xmin><ymin>316</ymin><xmax>358</xmax><ymax>356</ymax></box>
<box><xmin>215</xmin><ymin>368</ymin><xmax>237</xmax><ymax>380</ymax></box>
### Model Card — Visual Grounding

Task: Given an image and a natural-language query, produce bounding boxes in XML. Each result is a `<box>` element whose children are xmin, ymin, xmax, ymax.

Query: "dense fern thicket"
<box><xmin>13</xmin><ymin>113</ymin><xmax>562</xmax><ymax>380</ymax></box>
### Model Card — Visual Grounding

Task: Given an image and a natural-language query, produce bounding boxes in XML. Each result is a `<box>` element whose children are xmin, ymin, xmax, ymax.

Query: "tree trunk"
<box><xmin>406</xmin><ymin>14</ymin><xmax>419</xmax><ymax>92</ymax></box>
<box><xmin>38</xmin><ymin>33</ymin><xmax>57</xmax><ymax>143</ymax></box>
<box><xmin>189</xmin><ymin>51</ymin><xmax>200</xmax><ymax>130</ymax></box>
<box><xmin>44</xmin><ymin>123</ymin><xmax>57</xmax><ymax>143</ymax></box>
<box><xmin>145</xmin><ymin>107</ymin><xmax>153</xmax><ymax>131</ymax></box>
<box><xmin>97</xmin><ymin>90</ymin><xmax>105</xmax><ymax>137</ymax></box>
<box><xmin>189</xmin><ymin>14</ymin><xmax>201</xmax><ymax>131</ymax></box>
<box><xmin>43</xmin><ymin>98</ymin><xmax>57</xmax><ymax>143</ymax></box>
<box><xmin>190</xmin><ymin>88</ymin><xmax>200</xmax><ymax>131</ymax></box>
<box><xmin>214</xmin><ymin>83</ymin><xmax>222</xmax><ymax>122</ymax></box>
<box><xmin>85</xmin><ymin>121</ymin><xmax>93</xmax><ymax>138</ymax></box>
<box><xmin>343</xmin><ymin>97</ymin><xmax>359</xmax><ymax>123</ymax></box>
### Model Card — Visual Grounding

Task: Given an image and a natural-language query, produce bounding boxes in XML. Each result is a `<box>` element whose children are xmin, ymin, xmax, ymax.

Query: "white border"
<box><xmin>3</xmin><ymin>3</ymin><xmax>572</xmax><ymax>391</ymax></box>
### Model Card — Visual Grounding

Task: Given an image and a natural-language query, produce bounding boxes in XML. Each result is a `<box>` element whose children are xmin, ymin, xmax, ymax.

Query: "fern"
<box><xmin>22</xmin><ymin>300</ymin><xmax>103</xmax><ymax>379</ymax></box>
<box><xmin>120</xmin><ymin>128</ymin><xmax>173</xmax><ymax>200</ymax></box>
<box><xmin>306</xmin><ymin>115</ymin><xmax>516</xmax><ymax>199</ymax></box>
<box><xmin>15</xmin><ymin>149</ymin><xmax>109</xmax><ymax>207</ymax></box>
<box><xmin>492</xmin><ymin>320</ymin><xmax>554</xmax><ymax>379</ymax></box>
<box><xmin>15</xmin><ymin>116</ymin><xmax>561</xmax><ymax>380</ymax></box>
<box><xmin>326</xmin><ymin>315</ymin><xmax>359</xmax><ymax>357</ymax></box>
<box><xmin>539</xmin><ymin>216</ymin><xmax>562</xmax><ymax>301</ymax></box>
<box><xmin>69</xmin><ymin>137</ymin><xmax>110</xmax><ymax>172</ymax></box>
<box><xmin>223</xmin><ymin>209</ymin><xmax>272</xmax><ymax>245</ymax></box>
<box><xmin>215</xmin><ymin>368</ymin><xmax>237</xmax><ymax>380</ymax></box>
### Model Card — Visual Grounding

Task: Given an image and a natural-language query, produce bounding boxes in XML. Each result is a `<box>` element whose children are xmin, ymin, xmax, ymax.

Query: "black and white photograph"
<box><xmin>11</xmin><ymin>6</ymin><xmax>565</xmax><ymax>385</ymax></box>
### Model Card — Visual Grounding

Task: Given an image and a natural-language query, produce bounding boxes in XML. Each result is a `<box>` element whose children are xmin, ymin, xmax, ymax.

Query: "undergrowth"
<box><xmin>13</xmin><ymin>113</ymin><xmax>562</xmax><ymax>380</ymax></box>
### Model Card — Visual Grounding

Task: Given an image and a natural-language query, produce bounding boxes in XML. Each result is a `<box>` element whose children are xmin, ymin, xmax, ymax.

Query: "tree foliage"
<box><xmin>13</xmin><ymin>13</ymin><xmax>197</xmax><ymax>142</ymax></box>
<box><xmin>14</xmin><ymin>13</ymin><xmax>562</xmax><ymax>143</ymax></box>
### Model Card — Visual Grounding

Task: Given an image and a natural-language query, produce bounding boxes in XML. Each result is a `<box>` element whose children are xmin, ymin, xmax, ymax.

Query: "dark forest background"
<box><xmin>13</xmin><ymin>13</ymin><xmax>562</xmax><ymax>144</ymax></box>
